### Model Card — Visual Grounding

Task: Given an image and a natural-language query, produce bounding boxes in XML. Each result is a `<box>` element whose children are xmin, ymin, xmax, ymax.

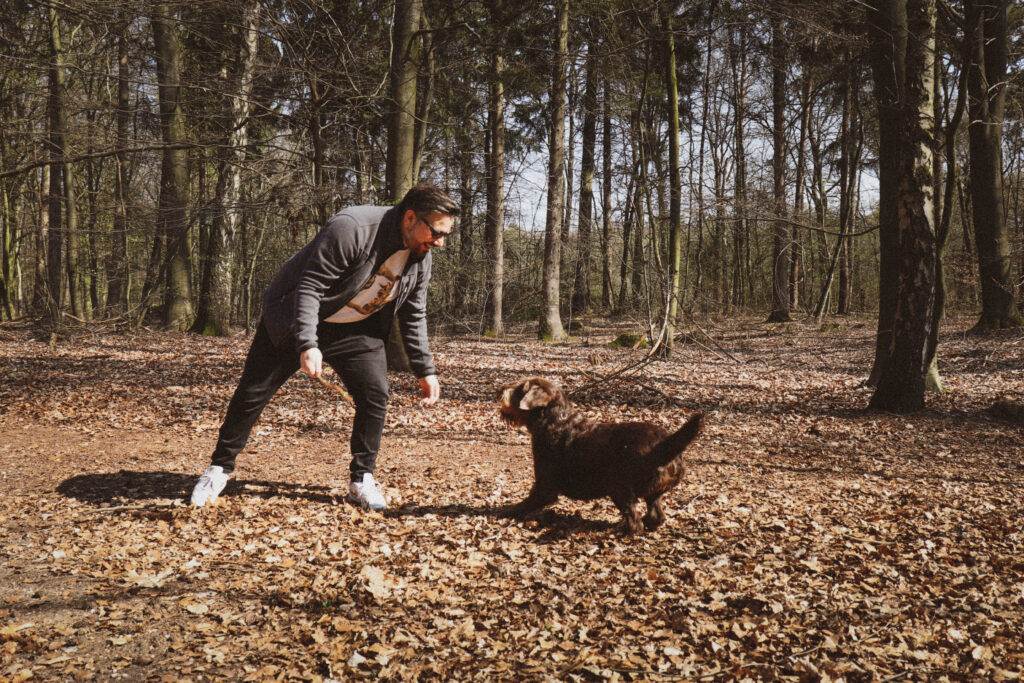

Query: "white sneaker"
<box><xmin>191</xmin><ymin>466</ymin><xmax>230</xmax><ymax>507</ymax></box>
<box><xmin>348</xmin><ymin>473</ymin><xmax>387</xmax><ymax>511</ymax></box>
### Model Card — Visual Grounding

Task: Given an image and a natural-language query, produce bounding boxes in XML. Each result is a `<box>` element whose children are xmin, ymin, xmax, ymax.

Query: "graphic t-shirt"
<box><xmin>323</xmin><ymin>248</ymin><xmax>411</xmax><ymax>323</ymax></box>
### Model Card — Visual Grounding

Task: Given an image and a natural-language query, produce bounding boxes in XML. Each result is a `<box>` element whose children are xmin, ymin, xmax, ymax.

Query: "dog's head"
<box><xmin>497</xmin><ymin>377</ymin><xmax>565</xmax><ymax>427</ymax></box>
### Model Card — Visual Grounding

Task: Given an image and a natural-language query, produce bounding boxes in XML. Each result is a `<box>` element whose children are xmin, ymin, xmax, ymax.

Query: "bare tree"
<box><xmin>539</xmin><ymin>0</ymin><xmax>569</xmax><ymax>341</ymax></box>
<box><xmin>571</xmin><ymin>34</ymin><xmax>598</xmax><ymax>316</ymax></box>
<box><xmin>105</xmin><ymin>16</ymin><xmax>131</xmax><ymax>316</ymax></box>
<box><xmin>191</xmin><ymin>1</ymin><xmax>260</xmax><ymax>336</ymax></box>
<box><xmin>963</xmin><ymin>0</ymin><xmax>1021</xmax><ymax>332</ymax></box>
<box><xmin>767</xmin><ymin>16</ymin><xmax>791</xmax><ymax>322</ymax></box>
<box><xmin>660</xmin><ymin>1</ymin><xmax>683</xmax><ymax>355</ymax></box>
<box><xmin>868</xmin><ymin>0</ymin><xmax>939</xmax><ymax>413</ymax></box>
<box><xmin>484</xmin><ymin>0</ymin><xmax>506</xmax><ymax>337</ymax></box>
<box><xmin>386</xmin><ymin>0</ymin><xmax>422</xmax><ymax>201</ymax></box>
<box><xmin>151</xmin><ymin>1</ymin><xmax>193</xmax><ymax>330</ymax></box>
<box><xmin>385</xmin><ymin>0</ymin><xmax>423</xmax><ymax>369</ymax></box>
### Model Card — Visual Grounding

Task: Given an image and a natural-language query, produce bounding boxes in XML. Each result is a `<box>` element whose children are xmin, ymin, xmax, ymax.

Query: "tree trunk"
<box><xmin>84</xmin><ymin>154</ymin><xmax>101</xmax><ymax>318</ymax></box>
<box><xmin>791</xmin><ymin>72</ymin><xmax>811</xmax><ymax>311</ymax></box>
<box><xmin>812</xmin><ymin>70</ymin><xmax>854</xmax><ymax>324</ymax></box>
<box><xmin>539</xmin><ymin>0</ymin><xmax>568</xmax><ymax>341</ymax></box>
<box><xmin>192</xmin><ymin>1</ymin><xmax>259</xmax><ymax>336</ymax></box>
<box><xmin>55</xmin><ymin>10</ymin><xmax>80</xmax><ymax>322</ymax></box>
<box><xmin>106</xmin><ymin>22</ymin><xmax>130</xmax><ymax>316</ymax></box>
<box><xmin>561</xmin><ymin>61</ymin><xmax>576</xmax><ymax>283</ymax></box>
<box><xmin>836</xmin><ymin>62</ymin><xmax>855</xmax><ymax>316</ymax></box>
<box><xmin>0</xmin><ymin>187</ymin><xmax>14</xmax><ymax>319</ymax></box>
<box><xmin>484</xmin><ymin>11</ymin><xmax>505</xmax><ymax>337</ymax></box>
<box><xmin>385</xmin><ymin>0</ymin><xmax>423</xmax><ymax>369</ymax></box>
<box><xmin>693</xmin><ymin>22</ymin><xmax>714</xmax><ymax>313</ymax></box>
<box><xmin>659</xmin><ymin>4</ymin><xmax>682</xmax><ymax>356</ymax></box>
<box><xmin>840</xmin><ymin>66</ymin><xmax>863</xmax><ymax>315</ymax></box>
<box><xmin>308</xmin><ymin>85</ymin><xmax>328</xmax><ymax>227</ymax></box>
<box><xmin>925</xmin><ymin>53</ymin><xmax>967</xmax><ymax>392</ymax></box>
<box><xmin>868</xmin><ymin>0</ymin><xmax>938</xmax><ymax>413</ymax></box>
<box><xmin>152</xmin><ymin>1</ymin><xmax>193</xmax><ymax>330</ymax></box>
<box><xmin>616</xmin><ymin>169</ymin><xmax>635</xmax><ymax>312</ymax></box>
<box><xmin>33</xmin><ymin>166</ymin><xmax>49</xmax><ymax>313</ymax></box>
<box><xmin>571</xmin><ymin>39</ymin><xmax>597</xmax><ymax>315</ymax></box>
<box><xmin>964</xmin><ymin>0</ymin><xmax>1021</xmax><ymax>332</ymax></box>
<box><xmin>728</xmin><ymin>24</ymin><xmax>748</xmax><ymax>310</ymax></box>
<box><xmin>45</xmin><ymin>7</ymin><xmax>66</xmax><ymax>323</ymax></box>
<box><xmin>412</xmin><ymin>18</ymin><xmax>435</xmax><ymax>184</ymax></box>
<box><xmin>454</xmin><ymin>123</ymin><xmax>474</xmax><ymax>319</ymax></box>
<box><xmin>62</xmin><ymin>140</ymin><xmax>81</xmax><ymax>320</ymax></box>
<box><xmin>386</xmin><ymin>0</ymin><xmax>422</xmax><ymax>201</ymax></box>
<box><xmin>600</xmin><ymin>76</ymin><xmax>613</xmax><ymax>310</ymax></box>
<box><xmin>866</xmin><ymin>0</ymin><xmax>906</xmax><ymax>388</ymax></box>
<box><xmin>631</xmin><ymin>152</ymin><xmax>645</xmax><ymax>308</ymax></box>
<box><xmin>767</xmin><ymin>18</ymin><xmax>790</xmax><ymax>322</ymax></box>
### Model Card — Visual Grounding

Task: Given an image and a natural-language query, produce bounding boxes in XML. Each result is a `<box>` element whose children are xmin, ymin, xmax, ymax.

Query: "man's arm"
<box><xmin>293</xmin><ymin>216</ymin><xmax>361</xmax><ymax>353</ymax></box>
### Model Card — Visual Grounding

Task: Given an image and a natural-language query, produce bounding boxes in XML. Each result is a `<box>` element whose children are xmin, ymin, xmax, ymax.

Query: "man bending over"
<box><xmin>191</xmin><ymin>183</ymin><xmax>458</xmax><ymax>511</ymax></box>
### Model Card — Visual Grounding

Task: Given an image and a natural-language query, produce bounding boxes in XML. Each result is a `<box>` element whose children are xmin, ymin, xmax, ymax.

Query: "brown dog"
<box><xmin>498</xmin><ymin>377</ymin><xmax>704</xmax><ymax>533</ymax></box>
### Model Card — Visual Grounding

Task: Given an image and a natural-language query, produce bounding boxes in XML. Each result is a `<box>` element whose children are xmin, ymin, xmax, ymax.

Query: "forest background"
<box><xmin>0</xmin><ymin>0</ymin><xmax>1022</xmax><ymax>410</ymax></box>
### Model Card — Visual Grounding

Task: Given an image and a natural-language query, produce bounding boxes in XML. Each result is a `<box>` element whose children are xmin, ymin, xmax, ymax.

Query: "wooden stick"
<box><xmin>313</xmin><ymin>374</ymin><xmax>354</xmax><ymax>404</ymax></box>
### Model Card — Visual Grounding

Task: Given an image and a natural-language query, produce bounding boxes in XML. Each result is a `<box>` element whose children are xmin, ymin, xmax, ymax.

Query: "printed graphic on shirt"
<box><xmin>324</xmin><ymin>249</ymin><xmax>411</xmax><ymax>323</ymax></box>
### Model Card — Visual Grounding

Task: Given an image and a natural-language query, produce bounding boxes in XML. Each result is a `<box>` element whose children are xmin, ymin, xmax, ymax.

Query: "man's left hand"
<box><xmin>418</xmin><ymin>375</ymin><xmax>440</xmax><ymax>407</ymax></box>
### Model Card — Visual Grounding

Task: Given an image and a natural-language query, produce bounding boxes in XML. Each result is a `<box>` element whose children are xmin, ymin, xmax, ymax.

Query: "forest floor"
<box><xmin>0</xmin><ymin>315</ymin><xmax>1022</xmax><ymax>681</ymax></box>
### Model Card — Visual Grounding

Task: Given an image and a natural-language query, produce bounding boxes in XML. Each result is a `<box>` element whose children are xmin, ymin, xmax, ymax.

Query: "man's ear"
<box><xmin>518</xmin><ymin>381</ymin><xmax>553</xmax><ymax>410</ymax></box>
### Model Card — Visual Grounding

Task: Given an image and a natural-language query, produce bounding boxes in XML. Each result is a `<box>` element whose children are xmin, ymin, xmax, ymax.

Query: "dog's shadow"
<box><xmin>387</xmin><ymin>503</ymin><xmax>618</xmax><ymax>540</ymax></box>
<box><xmin>530</xmin><ymin>510</ymin><xmax>620</xmax><ymax>542</ymax></box>
<box><xmin>56</xmin><ymin>470</ymin><xmax>339</xmax><ymax>506</ymax></box>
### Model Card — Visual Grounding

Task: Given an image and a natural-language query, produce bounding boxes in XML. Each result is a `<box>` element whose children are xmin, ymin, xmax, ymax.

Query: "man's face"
<box><xmin>401</xmin><ymin>209</ymin><xmax>454</xmax><ymax>256</ymax></box>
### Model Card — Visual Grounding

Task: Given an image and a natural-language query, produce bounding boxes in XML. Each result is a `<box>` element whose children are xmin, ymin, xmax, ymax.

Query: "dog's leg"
<box><xmin>643</xmin><ymin>496</ymin><xmax>666</xmax><ymax>531</ymax></box>
<box><xmin>612</xmin><ymin>493</ymin><xmax>644</xmax><ymax>535</ymax></box>
<box><xmin>506</xmin><ymin>484</ymin><xmax>558</xmax><ymax>519</ymax></box>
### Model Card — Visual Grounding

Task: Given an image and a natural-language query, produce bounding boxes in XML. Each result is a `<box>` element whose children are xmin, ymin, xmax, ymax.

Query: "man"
<box><xmin>190</xmin><ymin>183</ymin><xmax>458</xmax><ymax>511</ymax></box>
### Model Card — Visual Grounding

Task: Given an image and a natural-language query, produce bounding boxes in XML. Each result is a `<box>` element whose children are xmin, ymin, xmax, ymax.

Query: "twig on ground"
<box><xmin>566</xmin><ymin>351</ymin><xmax>660</xmax><ymax>400</ymax></box>
<box><xmin>681</xmin><ymin>316</ymin><xmax>747</xmax><ymax>365</ymax></box>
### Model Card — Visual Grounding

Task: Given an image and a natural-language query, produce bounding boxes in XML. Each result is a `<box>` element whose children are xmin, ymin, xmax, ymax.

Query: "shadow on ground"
<box><xmin>387</xmin><ymin>503</ymin><xmax>618</xmax><ymax>539</ymax></box>
<box><xmin>56</xmin><ymin>470</ymin><xmax>340</xmax><ymax>506</ymax></box>
<box><xmin>55</xmin><ymin>472</ymin><xmax>618</xmax><ymax>538</ymax></box>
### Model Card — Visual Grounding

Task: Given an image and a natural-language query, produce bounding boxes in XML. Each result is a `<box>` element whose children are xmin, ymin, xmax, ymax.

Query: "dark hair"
<box><xmin>398</xmin><ymin>183</ymin><xmax>460</xmax><ymax>217</ymax></box>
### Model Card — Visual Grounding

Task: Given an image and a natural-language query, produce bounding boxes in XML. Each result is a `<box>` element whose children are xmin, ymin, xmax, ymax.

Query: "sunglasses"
<box><xmin>417</xmin><ymin>214</ymin><xmax>454</xmax><ymax>241</ymax></box>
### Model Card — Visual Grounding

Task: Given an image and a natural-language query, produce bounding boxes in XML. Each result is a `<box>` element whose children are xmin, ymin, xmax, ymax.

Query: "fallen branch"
<box><xmin>566</xmin><ymin>346</ymin><xmax>661</xmax><ymax>400</ymax></box>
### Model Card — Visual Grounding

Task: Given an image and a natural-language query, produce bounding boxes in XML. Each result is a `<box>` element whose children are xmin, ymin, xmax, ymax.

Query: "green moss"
<box><xmin>609</xmin><ymin>332</ymin><xmax>648</xmax><ymax>349</ymax></box>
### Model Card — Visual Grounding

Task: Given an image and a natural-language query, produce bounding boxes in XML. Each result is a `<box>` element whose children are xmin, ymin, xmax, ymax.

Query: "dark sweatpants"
<box><xmin>210</xmin><ymin>315</ymin><xmax>390</xmax><ymax>481</ymax></box>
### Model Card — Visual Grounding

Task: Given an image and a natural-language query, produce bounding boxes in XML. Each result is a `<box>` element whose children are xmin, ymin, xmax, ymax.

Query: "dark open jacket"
<box><xmin>261</xmin><ymin>205</ymin><xmax>436</xmax><ymax>378</ymax></box>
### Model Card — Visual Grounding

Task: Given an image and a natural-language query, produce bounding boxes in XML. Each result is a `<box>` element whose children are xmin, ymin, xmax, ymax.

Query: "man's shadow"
<box><xmin>57</xmin><ymin>471</ymin><xmax>621</xmax><ymax>538</ymax></box>
<box><xmin>56</xmin><ymin>470</ymin><xmax>339</xmax><ymax>506</ymax></box>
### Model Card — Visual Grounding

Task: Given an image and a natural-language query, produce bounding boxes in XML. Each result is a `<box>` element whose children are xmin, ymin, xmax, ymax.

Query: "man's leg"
<box><xmin>210</xmin><ymin>321</ymin><xmax>299</xmax><ymax>473</ymax></box>
<box><xmin>326</xmin><ymin>344</ymin><xmax>390</xmax><ymax>482</ymax></box>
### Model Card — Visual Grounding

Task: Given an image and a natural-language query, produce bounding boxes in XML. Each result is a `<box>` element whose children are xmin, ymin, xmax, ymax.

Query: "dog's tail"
<box><xmin>648</xmin><ymin>412</ymin><xmax>704</xmax><ymax>468</ymax></box>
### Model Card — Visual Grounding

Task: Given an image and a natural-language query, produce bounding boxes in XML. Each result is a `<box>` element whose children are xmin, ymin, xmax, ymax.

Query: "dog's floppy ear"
<box><xmin>518</xmin><ymin>380</ymin><xmax>555</xmax><ymax>410</ymax></box>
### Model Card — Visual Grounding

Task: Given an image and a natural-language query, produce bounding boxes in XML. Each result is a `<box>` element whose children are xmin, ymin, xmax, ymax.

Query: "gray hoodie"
<box><xmin>260</xmin><ymin>205</ymin><xmax>436</xmax><ymax>377</ymax></box>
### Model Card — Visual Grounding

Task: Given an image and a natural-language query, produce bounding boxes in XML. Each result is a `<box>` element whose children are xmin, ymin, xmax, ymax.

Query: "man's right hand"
<box><xmin>300</xmin><ymin>348</ymin><xmax>323</xmax><ymax>378</ymax></box>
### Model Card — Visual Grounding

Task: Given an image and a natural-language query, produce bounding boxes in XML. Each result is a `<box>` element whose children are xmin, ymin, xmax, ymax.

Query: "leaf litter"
<box><xmin>0</xmin><ymin>316</ymin><xmax>1022</xmax><ymax>680</ymax></box>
